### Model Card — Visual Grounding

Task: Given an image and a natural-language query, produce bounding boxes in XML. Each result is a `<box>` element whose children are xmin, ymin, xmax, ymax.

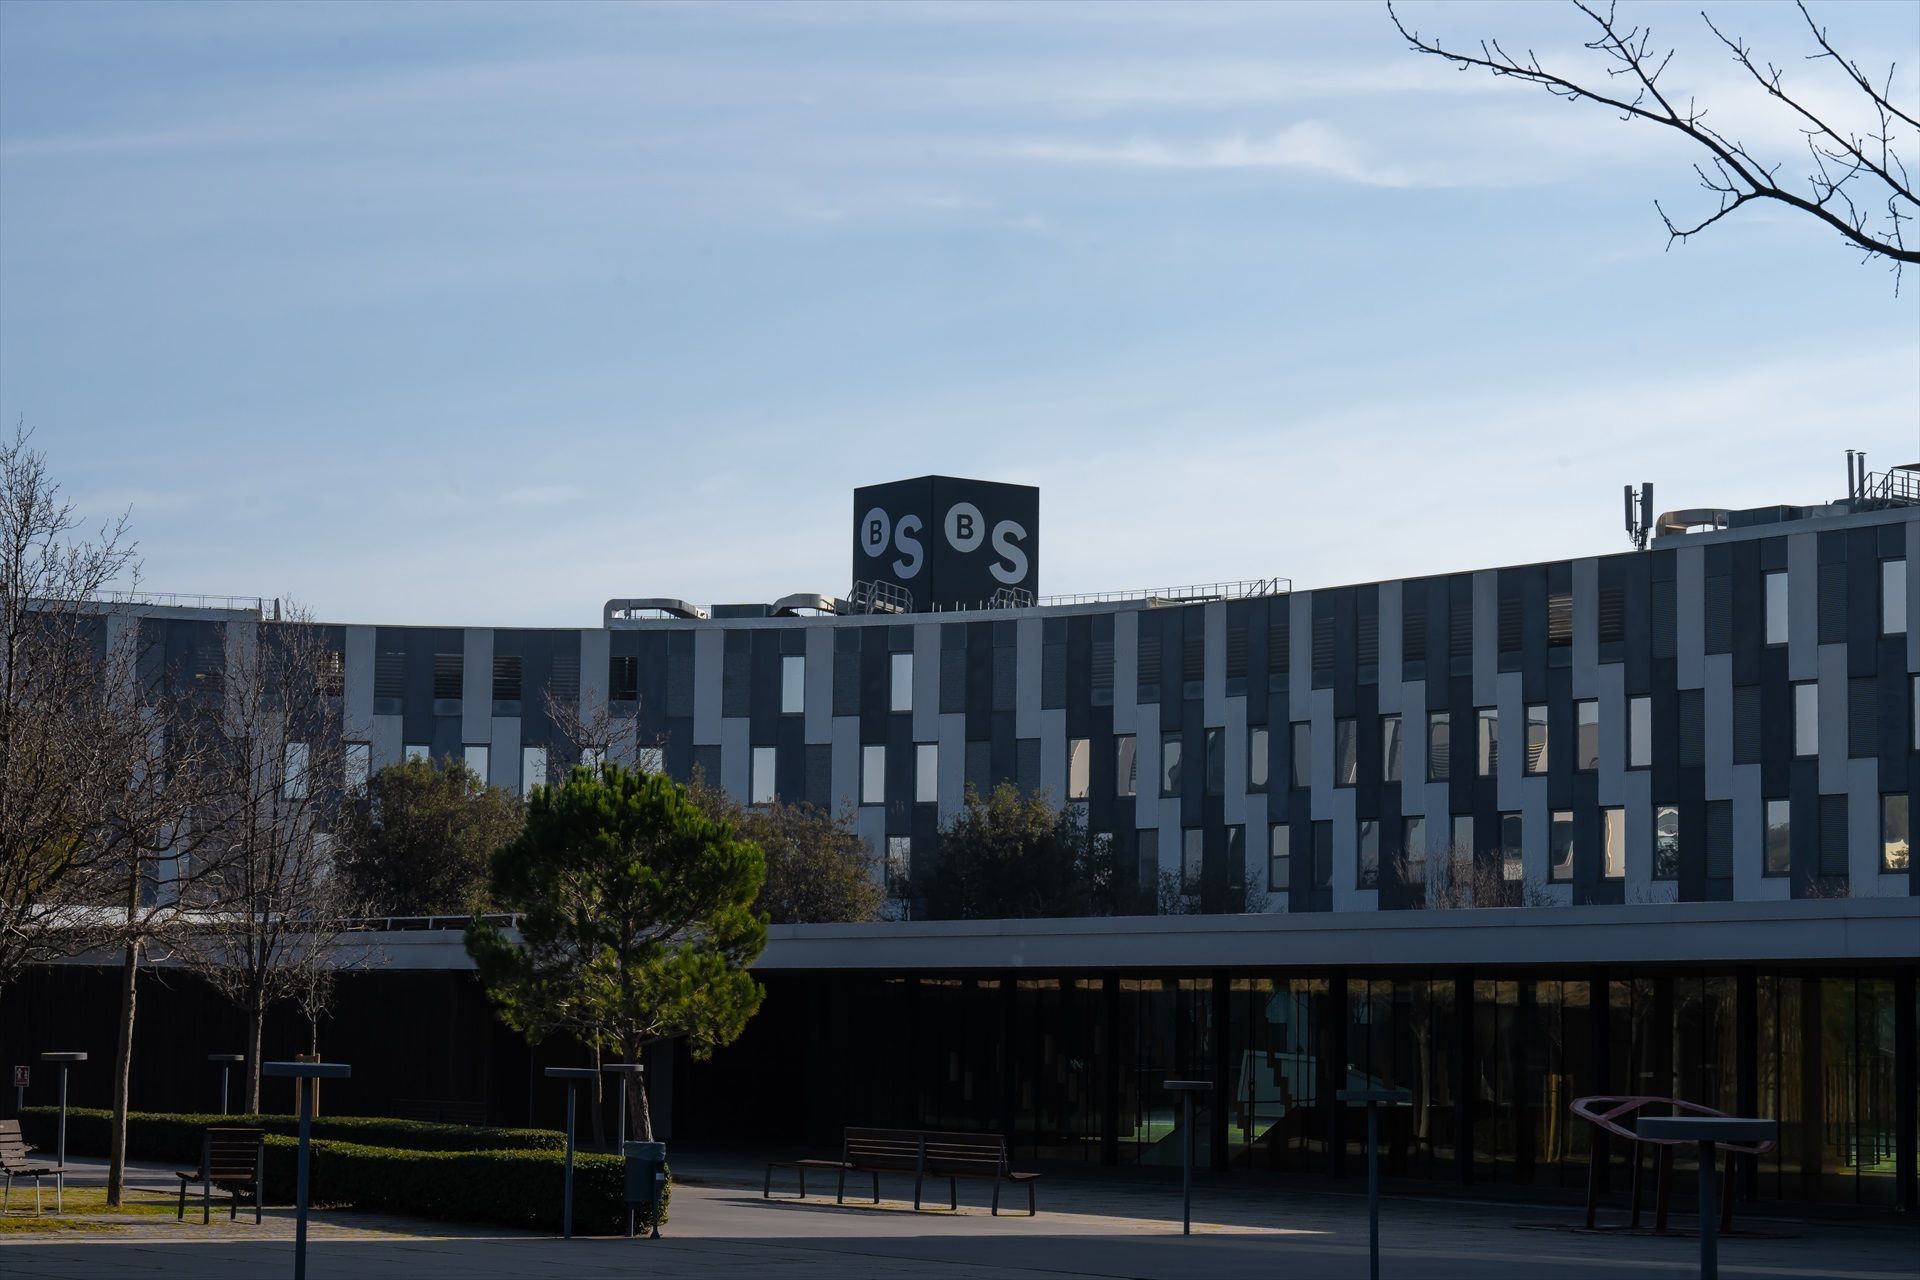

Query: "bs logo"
<box><xmin>861</xmin><ymin>502</ymin><xmax>1030</xmax><ymax>584</ymax></box>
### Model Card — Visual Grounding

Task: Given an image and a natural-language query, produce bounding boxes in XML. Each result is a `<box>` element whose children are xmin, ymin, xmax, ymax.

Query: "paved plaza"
<box><xmin>0</xmin><ymin>1153</ymin><xmax>1913</xmax><ymax>1279</ymax></box>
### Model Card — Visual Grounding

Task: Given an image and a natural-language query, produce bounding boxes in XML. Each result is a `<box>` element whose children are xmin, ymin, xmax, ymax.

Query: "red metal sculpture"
<box><xmin>1570</xmin><ymin>1096</ymin><xmax>1777</xmax><ymax>1234</ymax></box>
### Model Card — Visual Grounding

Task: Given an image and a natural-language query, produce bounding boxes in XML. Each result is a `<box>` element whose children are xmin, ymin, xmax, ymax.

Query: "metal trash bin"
<box><xmin>623</xmin><ymin>1141</ymin><xmax>667</xmax><ymax>1239</ymax></box>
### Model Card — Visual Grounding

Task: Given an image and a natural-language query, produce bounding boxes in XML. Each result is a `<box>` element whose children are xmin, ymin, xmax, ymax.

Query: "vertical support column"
<box><xmin>1455</xmin><ymin>972</ymin><xmax>1475</xmax><ymax>1186</ymax></box>
<box><xmin>295</xmin><ymin>1078</ymin><xmax>312</xmax><ymax>1280</ymax></box>
<box><xmin>1329</xmin><ymin>969</ymin><xmax>1349</xmax><ymax>1179</ymax></box>
<box><xmin>999</xmin><ymin>978</ymin><xmax>1017</xmax><ymax>1150</ymax></box>
<box><xmin>1210</xmin><ymin>972</ymin><xmax>1230</xmax><ymax>1174</ymax></box>
<box><xmin>1101</xmin><ymin>973</ymin><xmax>1120</xmax><ymax>1168</ymax></box>
<box><xmin>1736</xmin><ymin>967</ymin><xmax>1759</xmax><ymax>1204</ymax></box>
<box><xmin>1895</xmin><ymin>968</ymin><xmax>1916</xmax><ymax>1214</ymax></box>
<box><xmin>1592</xmin><ymin>974</ymin><xmax>1611</xmax><ymax>1194</ymax></box>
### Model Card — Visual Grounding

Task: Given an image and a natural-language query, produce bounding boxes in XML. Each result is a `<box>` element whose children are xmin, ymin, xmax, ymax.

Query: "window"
<box><xmin>1139</xmin><ymin>830</ymin><xmax>1159</xmax><ymax>894</ymax></box>
<box><xmin>1063</xmin><ymin>738</ymin><xmax>1089</xmax><ymax>801</ymax></box>
<box><xmin>886</xmin><ymin>837</ymin><xmax>910</xmax><ymax>897</ymax></box>
<box><xmin>1476</xmin><ymin>708</ymin><xmax>1497</xmax><ymax>777</ymax></box>
<box><xmin>1765</xmin><ymin>570</ymin><xmax>1788</xmax><ymax>645</ymax></box>
<box><xmin>1793</xmin><ymin>682</ymin><xmax>1818</xmax><ymax>756</ymax></box>
<box><xmin>1575</xmin><ymin>701</ymin><xmax>1599</xmax><ymax>771</ymax></box>
<box><xmin>1226</xmin><ymin>826</ymin><xmax>1246</xmax><ymax>896</ymax></box>
<box><xmin>1311</xmin><ymin>821</ymin><xmax>1332</xmax><ymax>889</ymax></box>
<box><xmin>318</xmin><ymin>650</ymin><xmax>345</xmax><ymax>697</ymax></box>
<box><xmin>1181</xmin><ymin>829</ymin><xmax>1203</xmax><ymax>893</ymax></box>
<box><xmin>1381</xmin><ymin>714</ymin><xmax>1402</xmax><ymax>783</ymax></box>
<box><xmin>1116</xmin><ymin>736</ymin><xmax>1137</xmax><ymax>797</ymax></box>
<box><xmin>1160</xmin><ymin>738</ymin><xmax>1182</xmax><ymax>797</ymax></box>
<box><xmin>1884</xmin><ymin>794</ymin><xmax>1910</xmax><ymax>872</ymax></box>
<box><xmin>344</xmin><ymin>742</ymin><xmax>370</xmax><ymax>794</ymax></box>
<box><xmin>1426</xmin><ymin>712</ymin><xmax>1450</xmax><ymax>782</ymax></box>
<box><xmin>1761</xmin><ymin>798</ymin><xmax>1792</xmax><ymax>875</ymax></box>
<box><xmin>1547</xmin><ymin>590</ymin><xmax>1572</xmax><ymax>647</ymax></box>
<box><xmin>282</xmin><ymin>742</ymin><xmax>309</xmax><ymax>801</ymax></box>
<box><xmin>1654</xmin><ymin>805</ymin><xmax>1680</xmax><ymax>880</ymax></box>
<box><xmin>1628</xmin><ymin>695</ymin><xmax>1651</xmax><ymax>769</ymax></box>
<box><xmin>1499</xmin><ymin>811</ymin><xmax>1523</xmax><ymax>882</ymax></box>
<box><xmin>1204</xmin><ymin>727</ymin><xmax>1225</xmax><ymax>796</ymax></box>
<box><xmin>1884</xmin><ymin>559</ymin><xmax>1907</xmax><ymax>635</ymax></box>
<box><xmin>1267</xmin><ymin>825</ymin><xmax>1290</xmax><ymax>893</ymax></box>
<box><xmin>521</xmin><ymin>746</ymin><xmax>547</xmax><ymax>798</ymax></box>
<box><xmin>1334</xmin><ymin>719</ymin><xmax>1357</xmax><ymax>787</ymax></box>
<box><xmin>781</xmin><ymin>655</ymin><xmax>804</xmax><ymax>715</ymax></box>
<box><xmin>1602</xmin><ymin>807</ymin><xmax>1625</xmax><ymax>879</ymax></box>
<box><xmin>404</xmin><ymin>743</ymin><xmax>430</xmax><ymax>763</ymax></box>
<box><xmin>1358</xmin><ymin>820</ymin><xmax>1379</xmax><ymax>889</ymax></box>
<box><xmin>917</xmin><ymin>744</ymin><xmax>938</xmax><ymax>803</ymax></box>
<box><xmin>1549</xmin><ymin>810</ymin><xmax>1574</xmax><ymax>881</ymax></box>
<box><xmin>890</xmin><ymin>652</ymin><xmax>912</xmax><ymax>713</ymax></box>
<box><xmin>433</xmin><ymin>652</ymin><xmax>463</xmax><ymax>701</ymax></box>
<box><xmin>1291</xmin><ymin>723</ymin><xmax>1310</xmax><ymax>788</ymax></box>
<box><xmin>1248</xmin><ymin>726</ymin><xmax>1269</xmax><ymax>792</ymax></box>
<box><xmin>464</xmin><ymin>744</ymin><xmax>489</xmax><ymax>782</ymax></box>
<box><xmin>861</xmin><ymin>744</ymin><xmax>885</xmax><ymax>804</ymax></box>
<box><xmin>609</xmin><ymin>654</ymin><xmax>638</xmax><ymax>703</ymax></box>
<box><xmin>751</xmin><ymin>746</ymin><xmax>776</xmax><ymax>805</ymax></box>
<box><xmin>492</xmin><ymin>654</ymin><xmax>521</xmax><ymax>702</ymax></box>
<box><xmin>1525</xmin><ymin>704</ymin><xmax>1548</xmax><ymax>774</ymax></box>
<box><xmin>635</xmin><ymin>746</ymin><xmax>661</xmax><ymax>773</ymax></box>
<box><xmin>1403</xmin><ymin>816</ymin><xmax>1426</xmax><ymax>887</ymax></box>
<box><xmin>1450</xmin><ymin>816</ymin><xmax>1473</xmax><ymax>866</ymax></box>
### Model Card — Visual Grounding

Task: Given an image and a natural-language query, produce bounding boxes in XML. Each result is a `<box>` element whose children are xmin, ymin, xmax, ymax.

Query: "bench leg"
<box><xmin>1583</xmin><ymin>1134</ymin><xmax>1601</xmax><ymax>1230</ymax></box>
<box><xmin>991</xmin><ymin>1180</ymin><xmax>1000</xmax><ymax>1216</ymax></box>
<box><xmin>1654</xmin><ymin>1147</ymin><xmax>1672</xmax><ymax>1234</ymax></box>
<box><xmin>1028</xmin><ymin>1181</ymin><xmax>1035</xmax><ymax>1217</ymax></box>
<box><xmin>949</xmin><ymin>1177</ymin><xmax>956</xmax><ymax>1211</ymax></box>
<box><xmin>203</xmin><ymin>1179</ymin><xmax>211</xmax><ymax>1226</ymax></box>
<box><xmin>1629</xmin><ymin>1142</ymin><xmax>1645</xmax><ymax>1229</ymax></box>
<box><xmin>764</xmin><ymin>1166</ymin><xmax>772</xmax><ymax>1199</ymax></box>
<box><xmin>871</xmin><ymin>1172</ymin><xmax>878</xmax><ymax>1204</ymax></box>
<box><xmin>836</xmin><ymin>1166</ymin><xmax>846</xmax><ymax>1205</ymax></box>
<box><xmin>913</xmin><ymin>1172</ymin><xmax>922</xmax><ymax>1212</ymax></box>
<box><xmin>177</xmin><ymin>1181</ymin><xmax>185</xmax><ymax>1221</ymax></box>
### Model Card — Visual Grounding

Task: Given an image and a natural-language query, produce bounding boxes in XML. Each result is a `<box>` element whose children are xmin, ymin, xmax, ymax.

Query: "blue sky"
<box><xmin>2</xmin><ymin>0</ymin><xmax>1915</xmax><ymax>625</ymax></box>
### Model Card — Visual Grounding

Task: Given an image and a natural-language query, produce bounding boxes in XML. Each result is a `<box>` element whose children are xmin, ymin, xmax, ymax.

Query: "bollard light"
<box><xmin>1637</xmin><ymin>1115</ymin><xmax>1778</xmax><ymax>1280</ymax></box>
<box><xmin>208</xmin><ymin>1054</ymin><xmax>245</xmax><ymax>1117</ymax></box>
<box><xmin>602</xmin><ymin>1063</ymin><xmax>644</xmax><ymax>1147</ymax></box>
<box><xmin>40</xmin><ymin>1052</ymin><xmax>87</xmax><ymax>1213</ymax></box>
<box><xmin>1338</xmin><ymin>1087</ymin><xmax>1413</xmax><ymax>1280</ymax></box>
<box><xmin>544</xmin><ymin>1067</ymin><xmax>598</xmax><ymax>1239</ymax></box>
<box><xmin>1164</xmin><ymin>1080</ymin><xmax>1212</xmax><ymax>1237</ymax></box>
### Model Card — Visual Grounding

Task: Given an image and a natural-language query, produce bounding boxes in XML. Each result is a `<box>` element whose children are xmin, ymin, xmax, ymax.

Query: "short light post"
<box><xmin>209</xmin><ymin>1053</ymin><xmax>245</xmax><ymax>1116</ymax></box>
<box><xmin>40</xmin><ymin>1052</ymin><xmax>86</xmax><ymax>1213</ymax></box>
<box><xmin>545</xmin><ymin>1067</ymin><xmax>598</xmax><ymax>1239</ymax></box>
<box><xmin>1165</xmin><ymin>1079</ymin><xmax>1212</xmax><ymax>1236</ymax></box>
<box><xmin>1338</xmin><ymin>1087</ymin><xmax>1413</xmax><ymax>1280</ymax></box>
<box><xmin>603</xmin><ymin>1062</ymin><xmax>645</xmax><ymax>1148</ymax></box>
<box><xmin>1636</xmin><ymin>1115</ymin><xmax>1778</xmax><ymax>1280</ymax></box>
<box><xmin>263</xmin><ymin>1060</ymin><xmax>352</xmax><ymax>1280</ymax></box>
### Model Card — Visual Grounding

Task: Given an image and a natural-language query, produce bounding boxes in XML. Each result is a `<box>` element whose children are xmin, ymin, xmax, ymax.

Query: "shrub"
<box><xmin>19</xmin><ymin>1107</ymin><xmax>565</xmax><ymax>1164</ymax></box>
<box><xmin>260</xmin><ymin>1137</ymin><xmax>666</xmax><ymax>1236</ymax></box>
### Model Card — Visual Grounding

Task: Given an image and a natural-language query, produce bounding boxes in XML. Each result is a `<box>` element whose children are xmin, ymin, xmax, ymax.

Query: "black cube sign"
<box><xmin>852</xmin><ymin>476</ymin><xmax>1039</xmax><ymax>612</ymax></box>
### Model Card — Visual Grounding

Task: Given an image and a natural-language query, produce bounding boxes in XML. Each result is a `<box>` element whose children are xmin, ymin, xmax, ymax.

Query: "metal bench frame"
<box><xmin>176</xmin><ymin>1127</ymin><xmax>265</xmax><ymax>1225</ymax></box>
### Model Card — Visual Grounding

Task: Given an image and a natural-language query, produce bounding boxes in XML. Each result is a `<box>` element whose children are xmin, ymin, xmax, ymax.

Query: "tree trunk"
<box><xmin>632</xmin><ymin>1042</ymin><xmax>655</xmax><ymax>1143</ymax></box>
<box><xmin>245</xmin><ymin>1004</ymin><xmax>266</xmax><ymax>1114</ymax></box>
<box><xmin>106</xmin><ymin>936</ymin><xmax>139</xmax><ymax>1207</ymax></box>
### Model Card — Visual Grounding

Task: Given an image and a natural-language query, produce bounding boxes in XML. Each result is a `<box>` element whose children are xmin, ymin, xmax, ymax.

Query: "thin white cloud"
<box><xmin>1003</xmin><ymin>121</ymin><xmax>1427</xmax><ymax>187</ymax></box>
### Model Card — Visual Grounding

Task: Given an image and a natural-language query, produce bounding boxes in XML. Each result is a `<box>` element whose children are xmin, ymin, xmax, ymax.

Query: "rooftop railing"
<box><xmin>1039</xmin><ymin>577</ymin><xmax>1291</xmax><ymax>607</ymax></box>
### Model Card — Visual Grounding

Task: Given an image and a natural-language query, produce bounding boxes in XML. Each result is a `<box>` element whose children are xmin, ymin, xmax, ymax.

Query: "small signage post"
<box><xmin>263</xmin><ymin>1060</ymin><xmax>351</xmax><ymax>1280</ymax></box>
<box><xmin>1636</xmin><ymin>1115</ymin><xmax>1779</xmax><ymax>1280</ymax></box>
<box><xmin>10</xmin><ymin>1065</ymin><xmax>25</xmax><ymax>1116</ymax></box>
<box><xmin>544</xmin><ymin>1067</ymin><xmax>598</xmax><ymax>1239</ymax></box>
<box><xmin>1338</xmin><ymin>1087</ymin><xmax>1414</xmax><ymax>1280</ymax></box>
<box><xmin>39</xmin><ymin>1052</ymin><xmax>86</xmax><ymax>1212</ymax></box>
<box><xmin>1164</xmin><ymin>1080</ymin><xmax>1212</xmax><ymax>1236</ymax></box>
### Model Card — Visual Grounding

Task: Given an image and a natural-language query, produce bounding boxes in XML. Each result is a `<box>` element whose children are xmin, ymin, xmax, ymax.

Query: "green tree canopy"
<box><xmin>334</xmin><ymin>757</ymin><xmax>523</xmax><ymax>917</ymax></box>
<box><xmin>465</xmin><ymin>762</ymin><xmax>766</xmax><ymax>1140</ymax></box>
<box><xmin>686</xmin><ymin>775</ymin><xmax>883</xmax><ymax>924</ymax></box>
<box><xmin>916</xmin><ymin>783</ymin><xmax>1116</xmax><ymax>920</ymax></box>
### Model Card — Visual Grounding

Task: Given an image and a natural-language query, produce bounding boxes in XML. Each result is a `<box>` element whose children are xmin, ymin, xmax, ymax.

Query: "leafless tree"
<box><xmin>1390</xmin><ymin>1</ymin><xmax>1918</xmax><ymax>287</ymax></box>
<box><xmin>0</xmin><ymin>424</ymin><xmax>145</xmax><ymax>995</ymax></box>
<box><xmin>1427</xmin><ymin>846</ymin><xmax>1557</xmax><ymax>909</ymax></box>
<box><xmin>176</xmin><ymin>608</ymin><xmax>366</xmax><ymax>1112</ymax></box>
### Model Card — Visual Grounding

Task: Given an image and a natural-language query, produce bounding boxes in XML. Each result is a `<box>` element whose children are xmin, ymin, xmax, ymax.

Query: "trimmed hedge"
<box><xmin>18</xmin><ymin>1108</ymin><xmax>667</xmax><ymax>1235</ymax></box>
<box><xmin>19</xmin><ymin>1107</ymin><xmax>565</xmax><ymax>1164</ymax></box>
<box><xmin>260</xmin><ymin>1136</ymin><xmax>664</xmax><ymax>1236</ymax></box>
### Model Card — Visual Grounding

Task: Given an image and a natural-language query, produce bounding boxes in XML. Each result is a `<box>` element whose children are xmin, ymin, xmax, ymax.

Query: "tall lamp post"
<box><xmin>209</xmin><ymin>1053</ymin><xmax>244</xmax><ymax>1116</ymax></box>
<box><xmin>545</xmin><ymin>1067</ymin><xmax>598</xmax><ymax>1239</ymax></box>
<box><xmin>263</xmin><ymin>1060</ymin><xmax>351</xmax><ymax>1280</ymax></box>
<box><xmin>40</xmin><ymin>1052</ymin><xmax>86</xmax><ymax>1212</ymax></box>
<box><xmin>1164</xmin><ymin>1080</ymin><xmax>1212</xmax><ymax>1236</ymax></box>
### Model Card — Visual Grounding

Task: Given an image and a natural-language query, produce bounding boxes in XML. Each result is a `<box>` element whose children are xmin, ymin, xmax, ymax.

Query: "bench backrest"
<box><xmin>920</xmin><ymin>1130</ymin><xmax>1008</xmax><ymax>1177</ymax></box>
<box><xmin>0</xmin><ymin>1119</ymin><xmax>37</xmax><ymax>1172</ymax></box>
<box><xmin>200</xmin><ymin>1128</ymin><xmax>265</xmax><ymax>1182</ymax></box>
<box><xmin>842</xmin><ymin>1127</ymin><xmax>926</xmax><ymax>1172</ymax></box>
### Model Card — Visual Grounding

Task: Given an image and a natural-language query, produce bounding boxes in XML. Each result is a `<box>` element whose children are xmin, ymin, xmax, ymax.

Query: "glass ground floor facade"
<box><xmin>680</xmin><ymin>964</ymin><xmax>1918</xmax><ymax>1211</ymax></box>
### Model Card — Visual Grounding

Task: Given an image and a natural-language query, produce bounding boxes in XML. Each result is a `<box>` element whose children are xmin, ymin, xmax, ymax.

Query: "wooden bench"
<box><xmin>767</xmin><ymin>1127</ymin><xmax>1038</xmax><ymax>1215</ymax></box>
<box><xmin>175</xmin><ymin>1128</ymin><xmax>264</xmax><ymax>1224</ymax></box>
<box><xmin>1</xmin><ymin>1119</ymin><xmax>66</xmax><ymax>1215</ymax></box>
